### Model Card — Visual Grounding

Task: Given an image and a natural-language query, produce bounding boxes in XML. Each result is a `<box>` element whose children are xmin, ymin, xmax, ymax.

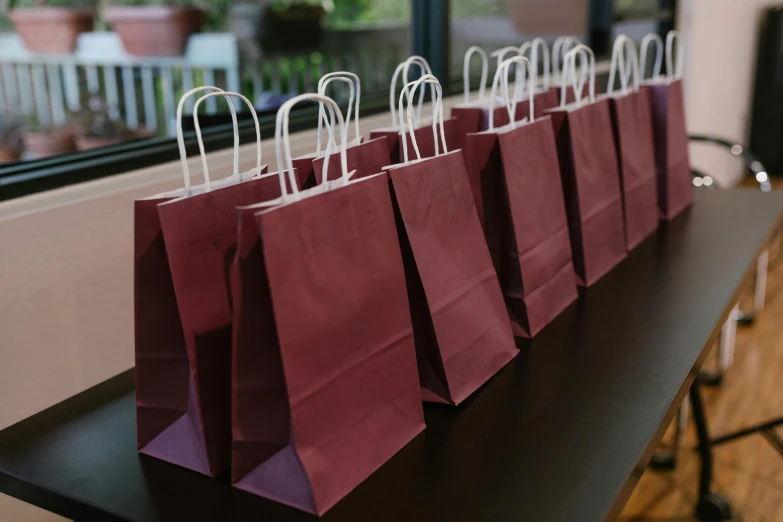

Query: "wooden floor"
<box><xmin>620</xmin><ymin>208</ymin><xmax>783</xmax><ymax>522</ymax></box>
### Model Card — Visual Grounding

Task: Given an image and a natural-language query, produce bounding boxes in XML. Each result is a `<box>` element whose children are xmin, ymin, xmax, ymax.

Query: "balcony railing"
<box><xmin>0</xmin><ymin>25</ymin><xmax>409</xmax><ymax>138</ymax></box>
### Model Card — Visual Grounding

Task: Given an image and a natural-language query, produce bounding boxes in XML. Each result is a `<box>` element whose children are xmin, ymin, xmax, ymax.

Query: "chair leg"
<box><xmin>678</xmin><ymin>398</ymin><xmax>690</xmax><ymax>448</ymax></box>
<box><xmin>719</xmin><ymin>304</ymin><xmax>738</xmax><ymax>372</ymax></box>
<box><xmin>649</xmin><ymin>395</ymin><xmax>690</xmax><ymax>471</ymax></box>
<box><xmin>691</xmin><ymin>380</ymin><xmax>733</xmax><ymax>521</ymax></box>
<box><xmin>698</xmin><ymin>305</ymin><xmax>738</xmax><ymax>387</ymax></box>
<box><xmin>737</xmin><ymin>249</ymin><xmax>768</xmax><ymax>325</ymax></box>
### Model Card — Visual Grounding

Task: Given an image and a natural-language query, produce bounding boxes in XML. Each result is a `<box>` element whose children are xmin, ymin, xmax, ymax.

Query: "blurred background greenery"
<box><xmin>0</xmin><ymin>0</ymin><xmax>517</xmax><ymax>30</ymax></box>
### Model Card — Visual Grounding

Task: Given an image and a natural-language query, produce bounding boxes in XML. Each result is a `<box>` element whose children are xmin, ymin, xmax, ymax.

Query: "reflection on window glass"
<box><xmin>611</xmin><ymin>0</ymin><xmax>673</xmax><ymax>51</ymax></box>
<box><xmin>0</xmin><ymin>0</ymin><xmax>410</xmax><ymax>165</ymax></box>
<box><xmin>450</xmin><ymin>0</ymin><xmax>589</xmax><ymax>82</ymax></box>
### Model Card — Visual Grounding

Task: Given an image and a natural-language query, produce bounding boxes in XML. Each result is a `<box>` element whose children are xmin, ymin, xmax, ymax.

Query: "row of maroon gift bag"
<box><xmin>135</xmin><ymin>70</ymin><xmax>518</xmax><ymax>515</ymax></box>
<box><xmin>134</xmin><ymin>31</ymin><xmax>692</xmax><ymax>516</ymax></box>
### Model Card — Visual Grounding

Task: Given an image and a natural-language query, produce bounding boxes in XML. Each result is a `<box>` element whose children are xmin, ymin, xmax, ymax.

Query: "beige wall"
<box><xmin>679</xmin><ymin>0</ymin><xmax>775</xmax><ymax>186</ymax></box>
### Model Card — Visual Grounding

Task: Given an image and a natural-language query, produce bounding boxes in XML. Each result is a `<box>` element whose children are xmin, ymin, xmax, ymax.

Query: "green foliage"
<box><xmin>451</xmin><ymin>0</ymin><xmax>506</xmax><ymax>18</ymax></box>
<box><xmin>327</xmin><ymin>0</ymin><xmax>409</xmax><ymax>25</ymax></box>
<box><xmin>201</xmin><ymin>0</ymin><xmax>232</xmax><ymax>30</ymax></box>
<box><xmin>112</xmin><ymin>0</ymin><xmax>168</xmax><ymax>5</ymax></box>
<box><xmin>269</xmin><ymin>0</ymin><xmax>325</xmax><ymax>6</ymax></box>
<box><xmin>22</xmin><ymin>113</ymin><xmax>63</xmax><ymax>134</ymax></box>
<box><xmin>103</xmin><ymin>0</ymin><xmax>229</xmax><ymax>29</ymax></box>
<box><xmin>106</xmin><ymin>0</ymin><xmax>197</xmax><ymax>6</ymax></box>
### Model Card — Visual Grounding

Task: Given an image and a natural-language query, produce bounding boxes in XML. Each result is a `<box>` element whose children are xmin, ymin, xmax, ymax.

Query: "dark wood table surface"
<box><xmin>1</xmin><ymin>189</ymin><xmax>781</xmax><ymax>522</ymax></box>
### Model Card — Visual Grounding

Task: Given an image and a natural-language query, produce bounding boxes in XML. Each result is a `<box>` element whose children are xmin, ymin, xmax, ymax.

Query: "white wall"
<box><xmin>678</xmin><ymin>0</ymin><xmax>776</xmax><ymax>187</ymax></box>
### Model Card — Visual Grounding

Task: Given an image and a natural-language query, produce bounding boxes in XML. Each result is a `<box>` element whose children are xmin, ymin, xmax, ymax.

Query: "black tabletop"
<box><xmin>1</xmin><ymin>189</ymin><xmax>781</xmax><ymax>522</ymax></box>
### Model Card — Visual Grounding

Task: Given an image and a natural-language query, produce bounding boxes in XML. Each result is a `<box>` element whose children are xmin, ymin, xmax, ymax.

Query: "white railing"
<box><xmin>0</xmin><ymin>27</ymin><xmax>409</xmax><ymax>138</ymax></box>
<box><xmin>0</xmin><ymin>32</ymin><xmax>240</xmax><ymax>137</ymax></box>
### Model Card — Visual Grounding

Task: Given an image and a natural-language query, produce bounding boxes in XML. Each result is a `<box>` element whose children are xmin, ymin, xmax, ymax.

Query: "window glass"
<box><xmin>450</xmin><ymin>0</ymin><xmax>590</xmax><ymax>80</ymax></box>
<box><xmin>450</xmin><ymin>0</ymin><xmax>673</xmax><ymax>89</ymax></box>
<box><xmin>0</xmin><ymin>0</ymin><xmax>410</xmax><ymax>167</ymax></box>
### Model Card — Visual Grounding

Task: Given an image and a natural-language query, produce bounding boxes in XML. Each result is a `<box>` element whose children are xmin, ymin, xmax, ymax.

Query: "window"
<box><xmin>0</xmin><ymin>0</ymin><xmax>676</xmax><ymax>200</ymax></box>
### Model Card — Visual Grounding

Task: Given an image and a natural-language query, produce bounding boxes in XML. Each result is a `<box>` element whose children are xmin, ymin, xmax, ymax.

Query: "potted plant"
<box><xmin>71</xmin><ymin>94</ymin><xmax>152</xmax><ymax>150</ymax></box>
<box><xmin>8</xmin><ymin>0</ymin><xmax>96</xmax><ymax>54</ymax></box>
<box><xmin>104</xmin><ymin>0</ymin><xmax>206</xmax><ymax>57</ymax></box>
<box><xmin>23</xmin><ymin>115</ymin><xmax>76</xmax><ymax>158</ymax></box>
<box><xmin>261</xmin><ymin>0</ymin><xmax>327</xmax><ymax>53</ymax></box>
<box><xmin>0</xmin><ymin>116</ymin><xmax>24</xmax><ymax>163</ymax></box>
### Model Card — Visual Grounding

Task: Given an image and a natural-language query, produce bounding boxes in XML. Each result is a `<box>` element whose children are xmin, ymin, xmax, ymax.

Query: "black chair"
<box><xmin>689</xmin><ymin>135</ymin><xmax>773</xmax><ymax>386</ymax></box>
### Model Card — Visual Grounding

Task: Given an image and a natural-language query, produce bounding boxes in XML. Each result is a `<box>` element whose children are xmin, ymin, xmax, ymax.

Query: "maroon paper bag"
<box><xmin>547</xmin><ymin>45</ymin><xmax>627</xmax><ymax>287</ymax></box>
<box><xmin>231</xmin><ymin>94</ymin><xmax>424</xmax><ymax>516</ymax></box>
<box><xmin>464</xmin><ymin>58</ymin><xmax>578</xmax><ymax>337</ymax></box>
<box><xmin>288</xmin><ymin>153</ymin><xmax>319</xmax><ymax>189</ymax></box>
<box><xmin>312</xmin><ymin>136</ymin><xmax>390</xmax><ymax>181</ymax></box>
<box><xmin>137</xmin><ymin>170</ymin><xmax>288</xmax><ymax>477</ymax></box>
<box><xmin>465</xmin><ymin>117</ymin><xmax>577</xmax><ymax>337</ymax></box>
<box><xmin>136</xmin><ymin>90</ymin><xmax>280</xmax><ymax>477</ymax></box>
<box><xmin>452</xmin><ymin>89</ymin><xmax>559</xmax><ymax>148</ymax></box>
<box><xmin>452</xmin><ymin>105</ymin><xmax>487</xmax><ymax>150</ymax></box>
<box><xmin>452</xmin><ymin>105</ymin><xmax>507</xmax><ymax>144</ymax></box>
<box><xmin>641</xmin><ymin>30</ymin><xmax>692</xmax><ymax>221</ymax></box>
<box><xmin>232</xmin><ymin>174</ymin><xmax>424</xmax><ymax>515</ymax></box>
<box><xmin>606</xmin><ymin>36</ymin><xmax>659</xmax><ymax>250</ymax></box>
<box><xmin>552</xmin><ymin>85</ymin><xmax>578</xmax><ymax>107</ymax></box>
<box><xmin>514</xmin><ymin>90</ymin><xmax>561</xmax><ymax>121</ymax></box>
<box><xmin>645</xmin><ymin>77</ymin><xmax>692</xmax><ymax>220</ymax></box>
<box><xmin>387</xmin><ymin>144</ymin><xmax>517</xmax><ymax>403</ymax></box>
<box><xmin>370</xmin><ymin>117</ymin><xmax>460</xmax><ymax>165</ymax></box>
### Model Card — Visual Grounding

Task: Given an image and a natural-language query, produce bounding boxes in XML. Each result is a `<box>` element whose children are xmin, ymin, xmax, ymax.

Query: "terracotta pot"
<box><xmin>9</xmin><ymin>8</ymin><xmax>94</xmax><ymax>54</ymax></box>
<box><xmin>75</xmin><ymin>128</ymin><xmax>154</xmax><ymax>151</ymax></box>
<box><xmin>104</xmin><ymin>6</ymin><xmax>206</xmax><ymax>57</ymax></box>
<box><xmin>24</xmin><ymin>128</ymin><xmax>77</xmax><ymax>158</ymax></box>
<box><xmin>0</xmin><ymin>146</ymin><xmax>22</xmax><ymax>164</ymax></box>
